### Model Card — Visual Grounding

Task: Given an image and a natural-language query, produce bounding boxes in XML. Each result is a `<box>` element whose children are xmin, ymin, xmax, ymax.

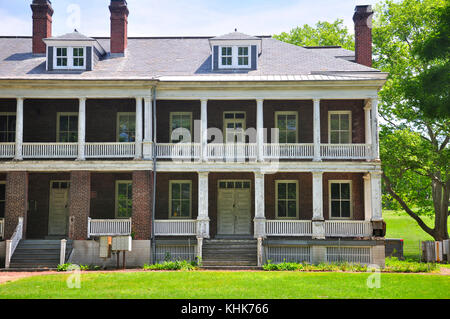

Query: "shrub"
<box><xmin>57</xmin><ymin>263</ymin><xmax>101</xmax><ymax>271</ymax></box>
<box><xmin>143</xmin><ymin>260</ymin><xmax>198</xmax><ymax>271</ymax></box>
<box><xmin>384</xmin><ymin>257</ymin><xmax>438</xmax><ymax>273</ymax></box>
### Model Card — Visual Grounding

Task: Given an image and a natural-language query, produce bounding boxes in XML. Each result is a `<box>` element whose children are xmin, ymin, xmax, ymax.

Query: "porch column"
<box><xmin>313</xmin><ymin>99</ymin><xmax>321</xmax><ymax>161</ymax></box>
<box><xmin>77</xmin><ymin>97</ymin><xmax>86</xmax><ymax>160</ymax></box>
<box><xmin>370</xmin><ymin>98</ymin><xmax>380</xmax><ymax>160</ymax></box>
<box><xmin>363</xmin><ymin>173</ymin><xmax>372</xmax><ymax>221</ymax></box>
<box><xmin>312</xmin><ymin>171</ymin><xmax>325</xmax><ymax>239</ymax></box>
<box><xmin>197</xmin><ymin>171</ymin><xmax>210</xmax><ymax>238</ymax></box>
<box><xmin>68</xmin><ymin>171</ymin><xmax>91</xmax><ymax>240</ymax></box>
<box><xmin>254</xmin><ymin>172</ymin><xmax>266</xmax><ymax>238</ymax></box>
<box><xmin>364</xmin><ymin>100</ymin><xmax>372</xmax><ymax>160</ymax></box>
<box><xmin>4</xmin><ymin>171</ymin><xmax>28</xmax><ymax>239</ymax></box>
<box><xmin>370</xmin><ymin>171</ymin><xmax>383</xmax><ymax>221</ymax></box>
<box><xmin>135</xmin><ymin>97</ymin><xmax>143</xmax><ymax>159</ymax></box>
<box><xmin>201</xmin><ymin>99</ymin><xmax>208</xmax><ymax>162</ymax></box>
<box><xmin>256</xmin><ymin>99</ymin><xmax>264</xmax><ymax>162</ymax></box>
<box><xmin>143</xmin><ymin>95</ymin><xmax>153</xmax><ymax>160</ymax></box>
<box><xmin>132</xmin><ymin>171</ymin><xmax>152</xmax><ymax>239</ymax></box>
<box><xmin>14</xmin><ymin>98</ymin><xmax>24</xmax><ymax>160</ymax></box>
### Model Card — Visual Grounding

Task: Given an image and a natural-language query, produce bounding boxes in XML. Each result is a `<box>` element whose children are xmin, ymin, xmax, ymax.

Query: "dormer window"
<box><xmin>219</xmin><ymin>46</ymin><xmax>251</xmax><ymax>69</ymax></box>
<box><xmin>54</xmin><ymin>47</ymin><xmax>85</xmax><ymax>70</ymax></box>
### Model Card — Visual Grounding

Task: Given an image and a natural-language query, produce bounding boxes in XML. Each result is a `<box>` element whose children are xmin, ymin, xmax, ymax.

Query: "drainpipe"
<box><xmin>151</xmin><ymin>85</ymin><xmax>157</xmax><ymax>264</ymax></box>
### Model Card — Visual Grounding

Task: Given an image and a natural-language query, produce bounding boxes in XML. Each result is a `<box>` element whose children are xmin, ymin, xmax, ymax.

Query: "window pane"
<box><xmin>278</xmin><ymin>131</ymin><xmax>287</xmax><ymax>144</ymax></box>
<box><xmin>341</xmin><ymin>132</ymin><xmax>350</xmax><ymax>144</ymax></box>
<box><xmin>219</xmin><ymin>182</ymin><xmax>226</xmax><ymax>188</ymax></box>
<box><xmin>331</xmin><ymin>201</ymin><xmax>340</xmax><ymax>218</ymax></box>
<box><xmin>330</xmin><ymin>132</ymin><xmax>340</xmax><ymax>144</ymax></box>
<box><xmin>181</xmin><ymin>200</ymin><xmax>190</xmax><ymax>217</ymax></box>
<box><xmin>0</xmin><ymin>202</ymin><xmax>4</xmax><ymax>218</ymax></box>
<box><xmin>278</xmin><ymin>201</ymin><xmax>286</xmax><ymax>217</ymax></box>
<box><xmin>287</xmin><ymin>201</ymin><xmax>297</xmax><ymax>218</ymax></box>
<box><xmin>69</xmin><ymin>116</ymin><xmax>78</xmax><ymax>131</ymax></box>
<box><xmin>0</xmin><ymin>116</ymin><xmax>6</xmax><ymax>131</ymax></box>
<box><xmin>277</xmin><ymin>116</ymin><xmax>286</xmax><ymax>129</ymax></box>
<box><xmin>8</xmin><ymin>116</ymin><xmax>16</xmax><ymax>131</ymax></box>
<box><xmin>287</xmin><ymin>116</ymin><xmax>296</xmax><ymax>130</ymax></box>
<box><xmin>340</xmin><ymin>114</ymin><xmax>349</xmax><ymax>130</ymax></box>
<box><xmin>181</xmin><ymin>183</ymin><xmax>190</xmax><ymax>200</ymax></box>
<box><xmin>330</xmin><ymin>114</ymin><xmax>339</xmax><ymax>130</ymax></box>
<box><xmin>287</xmin><ymin>132</ymin><xmax>296</xmax><ymax>143</ymax></box>
<box><xmin>341</xmin><ymin>183</ymin><xmax>350</xmax><ymax>200</ymax></box>
<box><xmin>60</xmin><ymin>116</ymin><xmax>68</xmax><ymax>131</ymax></box>
<box><xmin>331</xmin><ymin>183</ymin><xmax>340</xmax><ymax>200</ymax></box>
<box><xmin>0</xmin><ymin>184</ymin><xmax>5</xmax><ymax>201</ymax></box>
<box><xmin>171</xmin><ymin>183</ymin><xmax>180</xmax><ymax>200</ymax></box>
<box><xmin>278</xmin><ymin>183</ymin><xmax>286</xmax><ymax>199</ymax></box>
<box><xmin>287</xmin><ymin>183</ymin><xmax>296</xmax><ymax>200</ymax></box>
<box><xmin>243</xmin><ymin>182</ymin><xmax>250</xmax><ymax>188</ymax></box>
<box><xmin>171</xmin><ymin>200</ymin><xmax>181</xmax><ymax>217</ymax></box>
<box><xmin>235</xmin><ymin>113</ymin><xmax>245</xmax><ymax>119</ymax></box>
<box><xmin>341</xmin><ymin>201</ymin><xmax>351</xmax><ymax>218</ymax></box>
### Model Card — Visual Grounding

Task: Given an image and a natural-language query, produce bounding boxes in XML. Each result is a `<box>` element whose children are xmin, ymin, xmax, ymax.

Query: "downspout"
<box><xmin>151</xmin><ymin>85</ymin><xmax>157</xmax><ymax>264</ymax></box>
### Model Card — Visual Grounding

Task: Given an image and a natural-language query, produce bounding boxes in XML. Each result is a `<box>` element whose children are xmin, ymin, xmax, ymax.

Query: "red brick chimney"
<box><xmin>353</xmin><ymin>5</ymin><xmax>374</xmax><ymax>67</ymax></box>
<box><xmin>109</xmin><ymin>0</ymin><xmax>129</xmax><ymax>55</ymax></box>
<box><xmin>30</xmin><ymin>0</ymin><xmax>53</xmax><ymax>55</ymax></box>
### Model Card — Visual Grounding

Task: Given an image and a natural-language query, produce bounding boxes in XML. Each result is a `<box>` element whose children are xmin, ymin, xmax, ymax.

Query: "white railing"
<box><xmin>0</xmin><ymin>218</ymin><xmax>4</xmax><ymax>239</ymax></box>
<box><xmin>22</xmin><ymin>143</ymin><xmax>78</xmax><ymax>158</ymax></box>
<box><xmin>325</xmin><ymin>220</ymin><xmax>372</xmax><ymax>237</ymax></box>
<box><xmin>0</xmin><ymin>143</ymin><xmax>15</xmax><ymax>158</ymax></box>
<box><xmin>5</xmin><ymin>217</ymin><xmax>23</xmax><ymax>269</ymax></box>
<box><xmin>85</xmin><ymin>143</ymin><xmax>136</xmax><ymax>158</ymax></box>
<box><xmin>207</xmin><ymin>143</ymin><xmax>257</xmax><ymax>161</ymax></box>
<box><xmin>155</xmin><ymin>143</ymin><xmax>201</xmax><ymax>159</ymax></box>
<box><xmin>320</xmin><ymin>144</ymin><xmax>371</xmax><ymax>159</ymax></box>
<box><xmin>87</xmin><ymin>218</ymin><xmax>132</xmax><ymax>237</ymax></box>
<box><xmin>263</xmin><ymin>143</ymin><xmax>314</xmax><ymax>159</ymax></box>
<box><xmin>266</xmin><ymin>220</ymin><xmax>313</xmax><ymax>236</ymax></box>
<box><xmin>154</xmin><ymin>220</ymin><xmax>197</xmax><ymax>236</ymax></box>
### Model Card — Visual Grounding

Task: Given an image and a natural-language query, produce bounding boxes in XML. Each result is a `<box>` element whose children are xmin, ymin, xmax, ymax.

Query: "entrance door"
<box><xmin>224</xmin><ymin>112</ymin><xmax>246</xmax><ymax>143</ymax></box>
<box><xmin>217</xmin><ymin>180</ymin><xmax>251</xmax><ymax>235</ymax></box>
<box><xmin>48</xmin><ymin>181</ymin><xmax>70</xmax><ymax>236</ymax></box>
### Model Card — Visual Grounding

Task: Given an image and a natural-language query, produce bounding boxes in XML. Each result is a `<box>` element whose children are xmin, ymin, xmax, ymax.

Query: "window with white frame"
<box><xmin>57</xmin><ymin>112</ymin><xmax>78</xmax><ymax>143</ymax></box>
<box><xmin>170</xmin><ymin>112</ymin><xmax>192</xmax><ymax>143</ymax></box>
<box><xmin>169</xmin><ymin>180</ymin><xmax>192</xmax><ymax>219</ymax></box>
<box><xmin>329</xmin><ymin>181</ymin><xmax>352</xmax><ymax>219</ymax></box>
<box><xmin>117</xmin><ymin>113</ymin><xmax>136</xmax><ymax>142</ymax></box>
<box><xmin>329</xmin><ymin>111</ymin><xmax>352</xmax><ymax>144</ymax></box>
<box><xmin>54</xmin><ymin>47</ymin><xmax>85</xmax><ymax>69</ymax></box>
<box><xmin>0</xmin><ymin>181</ymin><xmax>5</xmax><ymax>218</ymax></box>
<box><xmin>0</xmin><ymin>113</ymin><xmax>16</xmax><ymax>142</ymax></box>
<box><xmin>116</xmin><ymin>180</ymin><xmax>132</xmax><ymax>218</ymax></box>
<box><xmin>219</xmin><ymin>46</ymin><xmax>251</xmax><ymax>68</ymax></box>
<box><xmin>275</xmin><ymin>112</ymin><xmax>298</xmax><ymax>143</ymax></box>
<box><xmin>275</xmin><ymin>180</ymin><xmax>298</xmax><ymax>219</ymax></box>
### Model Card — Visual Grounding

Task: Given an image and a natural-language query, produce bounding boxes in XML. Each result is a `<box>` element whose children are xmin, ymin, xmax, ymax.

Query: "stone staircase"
<box><xmin>201</xmin><ymin>239</ymin><xmax>259</xmax><ymax>269</ymax></box>
<box><xmin>8</xmin><ymin>240</ymin><xmax>73</xmax><ymax>269</ymax></box>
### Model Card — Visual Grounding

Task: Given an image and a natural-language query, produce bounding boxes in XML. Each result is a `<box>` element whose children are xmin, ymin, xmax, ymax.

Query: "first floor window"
<box><xmin>117</xmin><ymin>113</ymin><xmax>136</xmax><ymax>142</ymax></box>
<box><xmin>169</xmin><ymin>181</ymin><xmax>191</xmax><ymax>218</ymax></box>
<box><xmin>0</xmin><ymin>182</ymin><xmax>5</xmax><ymax>218</ymax></box>
<box><xmin>329</xmin><ymin>111</ymin><xmax>351</xmax><ymax>144</ymax></box>
<box><xmin>275</xmin><ymin>112</ymin><xmax>298</xmax><ymax>143</ymax></box>
<box><xmin>170</xmin><ymin>112</ymin><xmax>192</xmax><ymax>143</ymax></box>
<box><xmin>57</xmin><ymin>113</ymin><xmax>78</xmax><ymax>142</ymax></box>
<box><xmin>276</xmin><ymin>181</ymin><xmax>298</xmax><ymax>219</ymax></box>
<box><xmin>330</xmin><ymin>181</ymin><xmax>352</xmax><ymax>219</ymax></box>
<box><xmin>0</xmin><ymin>113</ymin><xmax>16</xmax><ymax>142</ymax></box>
<box><xmin>116</xmin><ymin>181</ymin><xmax>132</xmax><ymax>218</ymax></box>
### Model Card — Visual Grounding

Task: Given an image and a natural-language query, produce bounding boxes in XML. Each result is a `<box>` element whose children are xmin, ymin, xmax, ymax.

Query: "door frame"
<box><xmin>48</xmin><ymin>180</ymin><xmax>71</xmax><ymax>236</ymax></box>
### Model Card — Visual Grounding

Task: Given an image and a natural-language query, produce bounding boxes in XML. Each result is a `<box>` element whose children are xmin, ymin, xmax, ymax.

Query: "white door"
<box><xmin>48</xmin><ymin>181</ymin><xmax>70</xmax><ymax>236</ymax></box>
<box><xmin>217</xmin><ymin>180</ymin><xmax>251</xmax><ymax>235</ymax></box>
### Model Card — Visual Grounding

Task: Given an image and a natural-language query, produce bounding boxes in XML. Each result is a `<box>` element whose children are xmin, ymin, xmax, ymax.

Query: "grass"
<box><xmin>0</xmin><ymin>271</ymin><xmax>448</xmax><ymax>299</ymax></box>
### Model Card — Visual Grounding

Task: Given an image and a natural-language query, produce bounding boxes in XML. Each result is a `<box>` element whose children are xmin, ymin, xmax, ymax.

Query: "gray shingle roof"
<box><xmin>0</xmin><ymin>36</ymin><xmax>384</xmax><ymax>81</ymax></box>
<box><xmin>210</xmin><ymin>32</ymin><xmax>260</xmax><ymax>41</ymax></box>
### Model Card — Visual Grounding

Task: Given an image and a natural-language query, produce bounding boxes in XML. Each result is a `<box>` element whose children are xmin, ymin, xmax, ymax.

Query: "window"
<box><xmin>0</xmin><ymin>181</ymin><xmax>5</xmax><ymax>218</ymax></box>
<box><xmin>219</xmin><ymin>46</ymin><xmax>251</xmax><ymax>68</ymax></box>
<box><xmin>170</xmin><ymin>112</ymin><xmax>192</xmax><ymax>143</ymax></box>
<box><xmin>275</xmin><ymin>112</ymin><xmax>298</xmax><ymax>143</ymax></box>
<box><xmin>54</xmin><ymin>47</ymin><xmax>85</xmax><ymax>70</ymax></box>
<box><xmin>57</xmin><ymin>113</ymin><xmax>78</xmax><ymax>142</ymax></box>
<box><xmin>223</xmin><ymin>112</ymin><xmax>246</xmax><ymax>143</ymax></box>
<box><xmin>329</xmin><ymin>181</ymin><xmax>352</xmax><ymax>219</ymax></box>
<box><xmin>329</xmin><ymin>111</ymin><xmax>351</xmax><ymax>144</ymax></box>
<box><xmin>169</xmin><ymin>181</ymin><xmax>192</xmax><ymax>219</ymax></box>
<box><xmin>0</xmin><ymin>113</ymin><xmax>16</xmax><ymax>142</ymax></box>
<box><xmin>116</xmin><ymin>181</ymin><xmax>132</xmax><ymax>218</ymax></box>
<box><xmin>117</xmin><ymin>113</ymin><xmax>136</xmax><ymax>142</ymax></box>
<box><xmin>275</xmin><ymin>181</ymin><xmax>298</xmax><ymax>219</ymax></box>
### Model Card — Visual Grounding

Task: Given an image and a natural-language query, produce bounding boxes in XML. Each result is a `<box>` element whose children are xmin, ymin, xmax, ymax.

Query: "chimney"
<box><xmin>353</xmin><ymin>5</ymin><xmax>374</xmax><ymax>67</ymax></box>
<box><xmin>109</xmin><ymin>0</ymin><xmax>129</xmax><ymax>56</ymax></box>
<box><xmin>30</xmin><ymin>0</ymin><xmax>53</xmax><ymax>55</ymax></box>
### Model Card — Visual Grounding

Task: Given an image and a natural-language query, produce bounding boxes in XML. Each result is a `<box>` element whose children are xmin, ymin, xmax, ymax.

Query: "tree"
<box><xmin>373</xmin><ymin>0</ymin><xmax>449</xmax><ymax>240</ymax></box>
<box><xmin>273</xmin><ymin>19</ymin><xmax>354</xmax><ymax>50</ymax></box>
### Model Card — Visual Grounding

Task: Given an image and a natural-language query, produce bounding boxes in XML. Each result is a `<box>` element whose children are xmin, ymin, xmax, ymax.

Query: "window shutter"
<box><xmin>86</xmin><ymin>46</ymin><xmax>92</xmax><ymax>71</ymax></box>
<box><xmin>251</xmin><ymin>45</ymin><xmax>257</xmax><ymax>70</ymax></box>
<box><xmin>213</xmin><ymin>46</ymin><xmax>219</xmax><ymax>70</ymax></box>
<box><xmin>47</xmin><ymin>46</ymin><xmax>54</xmax><ymax>71</ymax></box>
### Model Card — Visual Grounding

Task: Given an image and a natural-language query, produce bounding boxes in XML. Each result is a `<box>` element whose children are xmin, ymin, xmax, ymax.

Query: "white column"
<box><xmin>370</xmin><ymin>171</ymin><xmax>383</xmax><ymax>221</ymax></box>
<box><xmin>256</xmin><ymin>99</ymin><xmax>264</xmax><ymax>162</ymax></box>
<box><xmin>14</xmin><ymin>98</ymin><xmax>24</xmax><ymax>160</ymax></box>
<box><xmin>201</xmin><ymin>99</ymin><xmax>208</xmax><ymax>162</ymax></box>
<box><xmin>254</xmin><ymin>172</ymin><xmax>266</xmax><ymax>238</ymax></box>
<box><xmin>371</xmin><ymin>98</ymin><xmax>380</xmax><ymax>160</ymax></box>
<box><xmin>364</xmin><ymin>101</ymin><xmax>373</xmax><ymax>161</ymax></box>
<box><xmin>77</xmin><ymin>97</ymin><xmax>86</xmax><ymax>160</ymax></box>
<box><xmin>363</xmin><ymin>173</ymin><xmax>372</xmax><ymax>221</ymax></box>
<box><xmin>313</xmin><ymin>99</ymin><xmax>321</xmax><ymax>161</ymax></box>
<box><xmin>312</xmin><ymin>171</ymin><xmax>325</xmax><ymax>239</ymax></box>
<box><xmin>143</xmin><ymin>95</ymin><xmax>153</xmax><ymax>159</ymax></box>
<box><xmin>135</xmin><ymin>97</ymin><xmax>143</xmax><ymax>159</ymax></box>
<box><xmin>197</xmin><ymin>171</ymin><xmax>210</xmax><ymax>238</ymax></box>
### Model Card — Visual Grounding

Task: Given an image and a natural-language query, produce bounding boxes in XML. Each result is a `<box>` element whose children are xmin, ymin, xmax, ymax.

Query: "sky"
<box><xmin>0</xmin><ymin>0</ymin><xmax>380</xmax><ymax>37</ymax></box>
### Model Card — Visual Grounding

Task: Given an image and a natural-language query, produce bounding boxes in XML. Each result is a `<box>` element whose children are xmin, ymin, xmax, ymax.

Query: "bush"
<box><xmin>57</xmin><ymin>263</ymin><xmax>101</xmax><ymax>272</ymax></box>
<box><xmin>143</xmin><ymin>260</ymin><xmax>198</xmax><ymax>271</ymax></box>
<box><xmin>384</xmin><ymin>257</ymin><xmax>438</xmax><ymax>273</ymax></box>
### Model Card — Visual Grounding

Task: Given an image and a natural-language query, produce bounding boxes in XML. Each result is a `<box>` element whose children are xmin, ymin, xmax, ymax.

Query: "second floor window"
<box><xmin>170</xmin><ymin>112</ymin><xmax>192</xmax><ymax>143</ymax></box>
<box><xmin>54</xmin><ymin>47</ymin><xmax>85</xmax><ymax>70</ymax></box>
<box><xmin>275</xmin><ymin>112</ymin><xmax>297</xmax><ymax>144</ymax></box>
<box><xmin>57</xmin><ymin>113</ymin><xmax>78</xmax><ymax>143</ymax></box>
<box><xmin>219</xmin><ymin>46</ymin><xmax>251</xmax><ymax>68</ymax></box>
<box><xmin>117</xmin><ymin>113</ymin><xmax>136</xmax><ymax>142</ymax></box>
<box><xmin>329</xmin><ymin>111</ymin><xmax>351</xmax><ymax>144</ymax></box>
<box><xmin>0</xmin><ymin>113</ymin><xmax>16</xmax><ymax>142</ymax></box>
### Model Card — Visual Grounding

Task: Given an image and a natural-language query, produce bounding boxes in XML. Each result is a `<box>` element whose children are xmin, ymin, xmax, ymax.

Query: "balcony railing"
<box><xmin>0</xmin><ymin>218</ymin><xmax>4</xmax><ymax>239</ymax></box>
<box><xmin>85</xmin><ymin>143</ymin><xmax>135</xmax><ymax>158</ymax></box>
<box><xmin>0</xmin><ymin>143</ymin><xmax>15</xmax><ymax>158</ymax></box>
<box><xmin>207</xmin><ymin>143</ymin><xmax>257</xmax><ymax>161</ymax></box>
<box><xmin>155</xmin><ymin>143</ymin><xmax>201</xmax><ymax>160</ymax></box>
<box><xmin>266</xmin><ymin>220</ymin><xmax>313</xmax><ymax>236</ymax></box>
<box><xmin>325</xmin><ymin>220</ymin><xmax>372</xmax><ymax>237</ymax></box>
<box><xmin>23</xmin><ymin>143</ymin><xmax>78</xmax><ymax>159</ymax></box>
<box><xmin>264</xmin><ymin>143</ymin><xmax>314</xmax><ymax>159</ymax></box>
<box><xmin>321</xmin><ymin>144</ymin><xmax>371</xmax><ymax>160</ymax></box>
<box><xmin>154</xmin><ymin>220</ymin><xmax>197</xmax><ymax>236</ymax></box>
<box><xmin>87</xmin><ymin>218</ymin><xmax>132</xmax><ymax>237</ymax></box>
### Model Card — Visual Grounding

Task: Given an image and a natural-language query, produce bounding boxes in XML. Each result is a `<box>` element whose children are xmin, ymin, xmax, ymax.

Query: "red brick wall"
<box><xmin>353</xmin><ymin>9</ymin><xmax>373</xmax><ymax>67</ymax></box>
<box><xmin>132</xmin><ymin>171</ymin><xmax>153</xmax><ymax>240</ymax></box>
<box><xmin>109</xmin><ymin>1</ymin><xmax>129</xmax><ymax>54</ymax></box>
<box><xmin>31</xmin><ymin>0</ymin><xmax>53</xmax><ymax>55</ymax></box>
<box><xmin>69</xmin><ymin>171</ymin><xmax>91</xmax><ymax>240</ymax></box>
<box><xmin>5</xmin><ymin>172</ymin><xmax>28</xmax><ymax>239</ymax></box>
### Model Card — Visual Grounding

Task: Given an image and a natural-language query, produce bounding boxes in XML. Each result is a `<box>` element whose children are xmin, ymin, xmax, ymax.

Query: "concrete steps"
<box><xmin>201</xmin><ymin>239</ymin><xmax>258</xmax><ymax>267</ymax></box>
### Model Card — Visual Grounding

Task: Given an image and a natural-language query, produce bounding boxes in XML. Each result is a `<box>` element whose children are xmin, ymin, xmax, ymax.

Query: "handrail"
<box><xmin>5</xmin><ymin>217</ymin><xmax>23</xmax><ymax>269</ymax></box>
<box><xmin>154</xmin><ymin>219</ymin><xmax>197</xmax><ymax>236</ymax></box>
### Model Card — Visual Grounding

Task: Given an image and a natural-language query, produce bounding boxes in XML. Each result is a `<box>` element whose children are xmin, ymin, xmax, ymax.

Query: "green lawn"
<box><xmin>384</xmin><ymin>210</ymin><xmax>450</xmax><ymax>260</ymax></box>
<box><xmin>0</xmin><ymin>272</ymin><xmax>448</xmax><ymax>299</ymax></box>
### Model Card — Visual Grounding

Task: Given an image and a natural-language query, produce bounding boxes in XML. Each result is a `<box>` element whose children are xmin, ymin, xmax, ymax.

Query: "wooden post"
<box><xmin>60</xmin><ymin>239</ymin><xmax>67</xmax><ymax>265</ymax></box>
